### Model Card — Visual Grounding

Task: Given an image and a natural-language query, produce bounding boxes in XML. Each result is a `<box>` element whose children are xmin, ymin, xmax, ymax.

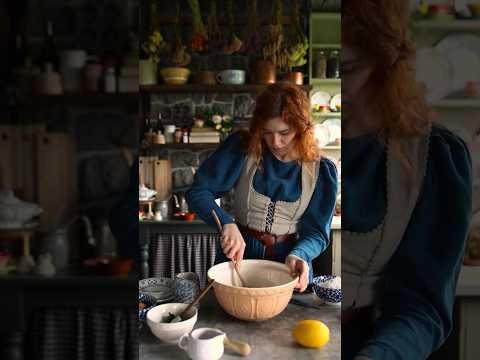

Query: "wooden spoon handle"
<box><xmin>224</xmin><ymin>336</ymin><xmax>252</xmax><ymax>356</ymax></box>
<box><xmin>211</xmin><ymin>209</ymin><xmax>223</xmax><ymax>233</ymax></box>
<box><xmin>212</xmin><ymin>210</ymin><xmax>247</xmax><ymax>286</ymax></box>
<box><xmin>180</xmin><ymin>280</ymin><xmax>215</xmax><ymax>317</ymax></box>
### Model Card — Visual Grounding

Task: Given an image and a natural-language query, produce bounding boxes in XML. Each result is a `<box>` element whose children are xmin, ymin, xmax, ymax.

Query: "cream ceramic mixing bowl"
<box><xmin>207</xmin><ymin>260</ymin><xmax>298</xmax><ymax>321</ymax></box>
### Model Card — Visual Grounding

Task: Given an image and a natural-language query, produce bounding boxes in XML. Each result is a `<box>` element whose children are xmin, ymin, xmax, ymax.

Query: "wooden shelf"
<box><xmin>431</xmin><ymin>98</ymin><xmax>480</xmax><ymax>108</ymax></box>
<box><xmin>311</xmin><ymin>13</ymin><xmax>341</xmax><ymax>21</ymax></box>
<box><xmin>140</xmin><ymin>84</ymin><xmax>312</xmax><ymax>94</ymax></box>
<box><xmin>412</xmin><ymin>19</ymin><xmax>480</xmax><ymax>31</ymax></box>
<box><xmin>313</xmin><ymin>112</ymin><xmax>341</xmax><ymax>118</ymax></box>
<box><xmin>147</xmin><ymin>143</ymin><xmax>219</xmax><ymax>150</ymax></box>
<box><xmin>17</xmin><ymin>92</ymin><xmax>138</xmax><ymax>109</ymax></box>
<box><xmin>310</xmin><ymin>78</ymin><xmax>341</xmax><ymax>86</ymax></box>
<box><xmin>311</xmin><ymin>44</ymin><xmax>341</xmax><ymax>50</ymax></box>
<box><xmin>155</xmin><ymin>15</ymin><xmax>293</xmax><ymax>26</ymax></box>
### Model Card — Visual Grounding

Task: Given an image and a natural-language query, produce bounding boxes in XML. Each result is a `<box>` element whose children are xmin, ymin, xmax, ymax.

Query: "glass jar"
<box><xmin>314</xmin><ymin>50</ymin><xmax>327</xmax><ymax>79</ymax></box>
<box><xmin>164</xmin><ymin>125</ymin><xmax>175</xmax><ymax>144</ymax></box>
<box><xmin>327</xmin><ymin>50</ymin><xmax>340</xmax><ymax>79</ymax></box>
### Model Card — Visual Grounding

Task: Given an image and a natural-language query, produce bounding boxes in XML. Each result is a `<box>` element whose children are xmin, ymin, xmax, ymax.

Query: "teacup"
<box><xmin>216</xmin><ymin>70</ymin><xmax>246</xmax><ymax>85</ymax></box>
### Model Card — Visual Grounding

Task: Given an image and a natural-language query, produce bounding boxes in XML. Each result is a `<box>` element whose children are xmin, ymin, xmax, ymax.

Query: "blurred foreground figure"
<box><xmin>341</xmin><ymin>1</ymin><xmax>473</xmax><ymax>359</ymax></box>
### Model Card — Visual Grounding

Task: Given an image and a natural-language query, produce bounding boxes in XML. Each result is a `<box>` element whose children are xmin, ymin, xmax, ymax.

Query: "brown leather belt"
<box><xmin>237</xmin><ymin>223</ymin><xmax>297</xmax><ymax>259</ymax></box>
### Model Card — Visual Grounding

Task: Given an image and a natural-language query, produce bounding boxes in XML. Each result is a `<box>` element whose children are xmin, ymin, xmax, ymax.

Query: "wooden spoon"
<box><xmin>167</xmin><ymin>280</ymin><xmax>215</xmax><ymax>323</ymax></box>
<box><xmin>211</xmin><ymin>209</ymin><xmax>247</xmax><ymax>287</ymax></box>
<box><xmin>224</xmin><ymin>336</ymin><xmax>252</xmax><ymax>356</ymax></box>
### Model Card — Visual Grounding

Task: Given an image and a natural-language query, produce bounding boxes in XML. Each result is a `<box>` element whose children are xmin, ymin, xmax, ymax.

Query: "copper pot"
<box><xmin>196</xmin><ymin>71</ymin><xmax>217</xmax><ymax>85</ymax></box>
<box><xmin>283</xmin><ymin>71</ymin><xmax>304</xmax><ymax>85</ymax></box>
<box><xmin>250</xmin><ymin>59</ymin><xmax>276</xmax><ymax>84</ymax></box>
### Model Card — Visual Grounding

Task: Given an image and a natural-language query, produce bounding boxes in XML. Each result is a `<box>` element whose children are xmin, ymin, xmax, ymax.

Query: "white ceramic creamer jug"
<box><xmin>178</xmin><ymin>328</ymin><xmax>225</xmax><ymax>360</ymax></box>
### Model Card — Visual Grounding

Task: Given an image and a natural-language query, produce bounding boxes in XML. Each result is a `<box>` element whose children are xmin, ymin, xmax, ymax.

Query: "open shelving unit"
<box><xmin>308</xmin><ymin>11</ymin><xmax>341</xmax><ymax>277</ymax></box>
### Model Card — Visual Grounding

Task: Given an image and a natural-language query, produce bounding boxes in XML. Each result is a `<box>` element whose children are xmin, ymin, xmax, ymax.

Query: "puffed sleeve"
<box><xmin>186</xmin><ymin>132</ymin><xmax>247</xmax><ymax>228</ymax></box>
<box><xmin>359</xmin><ymin>127</ymin><xmax>473</xmax><ymax>359</ymax></box>
<box><xmin>289</xmin><ymin>158</ymin><xmax>338</xmax><ymax>274</ymax></box>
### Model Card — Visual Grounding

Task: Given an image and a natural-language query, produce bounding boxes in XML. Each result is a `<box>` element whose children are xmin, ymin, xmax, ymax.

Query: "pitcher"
<box><xmin>178</xmin><ymin>328</ymin><xmax>225</xmax><ymax>360</ymax></box>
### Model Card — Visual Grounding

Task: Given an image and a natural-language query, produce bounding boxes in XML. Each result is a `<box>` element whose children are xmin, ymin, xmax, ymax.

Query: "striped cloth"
<box><xmin>27</xmin><ymin>307</ymin><xmax>138</xmax><ymax>360</ymax></box>
<box><xmin>149</xmin><ymin>233</ymin><xmax>217</xmax><ymax>288</ymax></box>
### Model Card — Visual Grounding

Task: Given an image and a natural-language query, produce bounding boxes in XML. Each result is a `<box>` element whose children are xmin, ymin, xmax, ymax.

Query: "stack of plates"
<box><xmin>416</xmin><ymin>34</ymin><xmax>480</xmax><ymax>102</ymax></box>
<box><xmin>139</xmin><ymin>277</ymin><xmax>175</xmax><ymax>304</ymax></box>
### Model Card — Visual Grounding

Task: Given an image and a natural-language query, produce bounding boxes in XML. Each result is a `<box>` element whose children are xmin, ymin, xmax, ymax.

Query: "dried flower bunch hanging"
<box><xmin>187</xmin><ymin>0</ymin><xmax>209</xmax><ymax>52</ymax></box>
<box><xmin>141</xmin><ymin>1</ymin><xmax>167</xmax><ymax>63</ymax></box>
<box><xmin>286</xmin><ymin>0</ymin><xmax>309</xmax><ymax>70</ymax></box>
<box><xmin>262</xmin><ymin>0</ymin><xmax>290</xmax><ymax>70</ymax></box>
<box><xmin>206</xmin><ymin>0</ymin><xmax>222</xmax><ymax>51</ymax></box>
<box><xmin>167</xmin><ymin>0</ymin><xmax>191</xmax><ymax>66</ymax></box>
<box><xmin>223</xmin><ymin>0</ymin><xmax>243</xmax><ymax>55</ymax></box>
<box><xmin>242</xmin><ymin>0</ymin><xmax>262</xmax><ymax>54</ymax></box>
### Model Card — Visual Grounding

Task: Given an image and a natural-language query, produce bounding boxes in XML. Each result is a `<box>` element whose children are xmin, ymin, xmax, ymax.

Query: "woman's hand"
<box><xmin>285</xmin><ymin>255</ymin><xmax>309</xmax><ymax>292</ymax></box>
<box><xmin>221</xmin><ymin>223</ymin><xmax>246</xmax><ymax>265</ymax></box>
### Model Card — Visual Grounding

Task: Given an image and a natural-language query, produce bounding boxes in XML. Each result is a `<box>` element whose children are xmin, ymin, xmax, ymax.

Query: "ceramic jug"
<box><xmin>178</xmin><ymin>328</ymin><xmax>225</xmax><ymax>360</ymax></box>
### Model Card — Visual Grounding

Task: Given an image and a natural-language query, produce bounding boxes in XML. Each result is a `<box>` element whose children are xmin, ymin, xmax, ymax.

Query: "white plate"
<box><xmin>436</xmin><ymin>34</ymin><xmax>480</xmax><ymax>58</ymax></box>
<box><xmin>311</xmin><ymin>91</ymin><xmax>331</xmax><ymax>110</ymax></box>
<box><xmin>329</xmin><ymin>94</ymin><xmax>341</xmax><ymax>112</ymax></box>
<box><xmin>415</xmin><ymin>47</ymin><xmax>452</xmax><ymax>102</ymax></box>
<box><xmin>436</xmin><ymin>35</ymin><xmax>480</xmax><ymax>92</ymax></box>
<box><xmin>314</xmin><ymin>124</ymin><xmax>331</xmax><ymax>147</ymax></box>
<box><xmin>445</xmin><ymin>49</ymin><xmax>480</xmax><ymax>91</ymax></box>
<box><xmin>322</xmin><ymin>119</ymin><xmax>341</xmax><ymax>143</ymax></box>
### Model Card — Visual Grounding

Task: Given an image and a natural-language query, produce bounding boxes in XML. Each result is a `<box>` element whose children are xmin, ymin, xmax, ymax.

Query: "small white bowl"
<box><xmin>146</xmin><ymin>303</ymin><xmax>198</xmax><ymax>344</ymax></box>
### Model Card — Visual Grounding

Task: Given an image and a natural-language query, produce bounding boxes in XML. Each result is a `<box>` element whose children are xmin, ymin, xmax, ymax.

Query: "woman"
<box><xmin>342</xmin><ymin>1</ymin><xmax>472</xmax><ymax>359</ymax></box>
<box><xmin>186</xmin><ymin>82</ymin><xmax>338</xmax><ymax>292</ymax></box>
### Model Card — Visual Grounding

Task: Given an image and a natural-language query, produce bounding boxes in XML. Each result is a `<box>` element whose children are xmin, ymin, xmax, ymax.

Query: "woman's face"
<box><xmin>261</xmin><ymin>116</ymin><xmax>297</xmax><ymax>159</ymax></box>
<box><xmin>341</xmin><ymin>44</ymin><xmax>375</xmax><ymax>116</ymax></box>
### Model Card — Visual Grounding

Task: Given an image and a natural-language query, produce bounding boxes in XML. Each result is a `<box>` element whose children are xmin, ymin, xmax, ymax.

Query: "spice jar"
<box><xmin>182</xmin><ymin>127</ymin><xmax>189</xmax><ymax>143</ymax></box>
<box><xmin>174</xmin><ymin>128</ymin><xmax>183</xmax><ymax>144</ymax></box>
<box><xmin>314</xmin><ymin>50</ymin><xmax>327</xmax><ymax>79</ymax></box>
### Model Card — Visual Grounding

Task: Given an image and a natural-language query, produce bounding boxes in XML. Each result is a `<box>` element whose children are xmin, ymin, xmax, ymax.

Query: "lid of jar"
<box><xmin>164</xmin><ymin>125</ymin><xmax>176</xmax><ymax>132</ymax></box>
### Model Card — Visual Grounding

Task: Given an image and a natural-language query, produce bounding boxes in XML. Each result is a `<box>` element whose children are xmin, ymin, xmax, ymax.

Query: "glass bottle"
<box><xmin>41</xmin><ymin>21</ymin><xmax>58</xmax><ymax>71</ymax></box>
<box><xmin>314</xmin><ymin>50</ymin><xmax>327</xmax><ymax>79</ymax></box>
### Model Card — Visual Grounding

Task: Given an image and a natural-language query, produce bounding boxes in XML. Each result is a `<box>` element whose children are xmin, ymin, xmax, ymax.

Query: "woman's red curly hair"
<box><xmin>342</xmin><ymin>0</ymin><xmax>432</xmax><ymax>140</ymax></box>
<box><xmin>247</xmin><ymin>82</ymin><xmax>321</xmax><ymax>167</ymax></box>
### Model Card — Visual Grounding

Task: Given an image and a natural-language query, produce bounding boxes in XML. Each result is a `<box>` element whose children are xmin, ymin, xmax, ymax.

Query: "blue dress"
<box><xmin>343</xmin><ymin>126</ymin><xmax>472</xmax><ymax>360</ymax></box>
<box><xmin>186</xmin><ymin>132</ymin><xmax>338</xmax><ymax>282</ymax></box>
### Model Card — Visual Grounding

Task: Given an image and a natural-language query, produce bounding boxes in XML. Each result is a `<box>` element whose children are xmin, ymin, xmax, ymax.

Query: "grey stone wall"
<box><xmin>147</xmin><ymin>91</ymin><xmax>256</xmax><ymax>212</ymax></box>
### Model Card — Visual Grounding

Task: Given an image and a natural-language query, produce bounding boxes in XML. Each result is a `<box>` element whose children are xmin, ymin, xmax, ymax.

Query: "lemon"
<box><xmin>292</xmin><ymin>320</ymin><xmax>330</xmax><ymax>348</ymax></box>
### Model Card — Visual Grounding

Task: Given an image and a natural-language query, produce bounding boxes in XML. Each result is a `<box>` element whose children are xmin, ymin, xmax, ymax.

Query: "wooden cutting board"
<box><xmin>36</xmin><ymin>132</ymin><xmax>77</xmax><ymax>228</ymax></box>
<box><xmin>154</xmin><ymin>159</ymin><xmax>172</xmax><ymax>200</ymax></box>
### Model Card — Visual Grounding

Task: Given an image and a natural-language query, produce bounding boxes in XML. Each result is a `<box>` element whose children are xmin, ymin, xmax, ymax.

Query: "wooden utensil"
<box><xmin>211</xmin><ymin>209</ymin><xmax>247</xmax><ymax>287</ymax></box>
<box><xmin>167</xmin><ymin>280</ymin><xmax>216</xmax><ymax>323</ymax></box>
<box><xmin>224</xmin><ymin>336</ymin><xmax>252</xmax><ymax>356</ymax></box>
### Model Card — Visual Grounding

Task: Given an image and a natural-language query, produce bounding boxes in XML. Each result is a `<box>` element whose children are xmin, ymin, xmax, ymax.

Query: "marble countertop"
<box><xmin>140</xmin><ymin>291</ymin><xmax>341</xmax><ymax>360</ymax></box>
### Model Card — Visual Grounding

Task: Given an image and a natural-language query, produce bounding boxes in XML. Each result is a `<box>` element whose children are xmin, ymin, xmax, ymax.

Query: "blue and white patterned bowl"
<box><xmin>312</xmin><ymin>275</ymin><xmax>342</xmax><ymax>303</ymax></box>
<box><xmin>139</xmin><ymin>292</ymin><xmax>157</xmax><ymax>330</ymax></box>
<box><xmin>139</xmin><ymin>277</ymin><xmax>175</xmax><ymax>303</ymax></box>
